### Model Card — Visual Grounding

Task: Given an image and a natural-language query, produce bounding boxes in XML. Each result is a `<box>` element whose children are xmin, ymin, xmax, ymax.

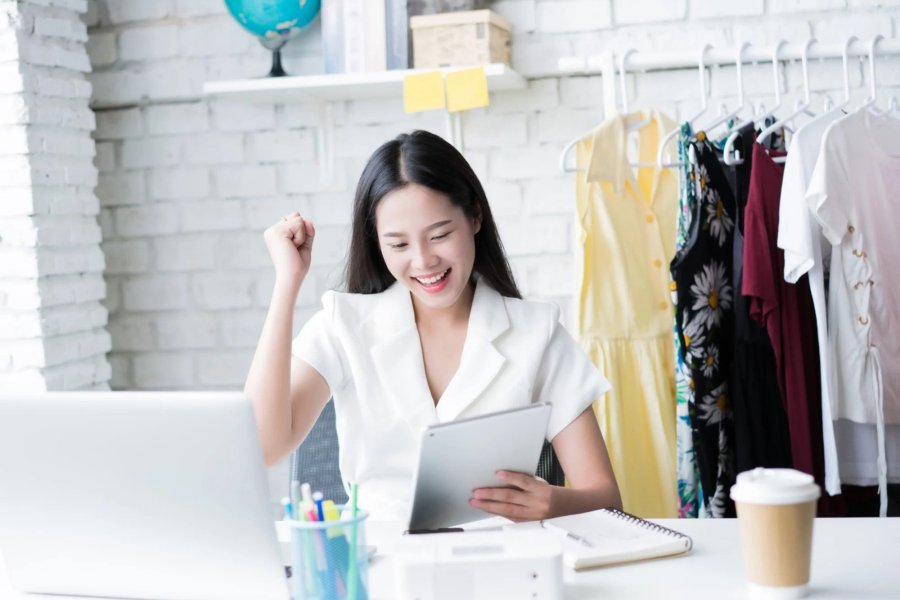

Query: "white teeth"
<box><xmin>416</xmin><ymin>269</ymin><xmax>449</xmax><ymax>285</ymax></box>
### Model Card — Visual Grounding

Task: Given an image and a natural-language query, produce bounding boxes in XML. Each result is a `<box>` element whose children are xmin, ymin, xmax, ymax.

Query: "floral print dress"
<box><xmin>671</xmin><ymin>131</ymin><xmax>737</xmax><ymax>518</ymax></box>
<box><xmin>673</xmin><ymin>122</ymin><xmax>703</xmax><ymax>518</ymax></box>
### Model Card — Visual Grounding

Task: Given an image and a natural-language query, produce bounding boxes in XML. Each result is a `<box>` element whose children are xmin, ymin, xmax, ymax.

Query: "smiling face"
<box><xmin>375</xmin><ymin>182</ymin><xmax>481</xmax><ymax>315</ymax></box>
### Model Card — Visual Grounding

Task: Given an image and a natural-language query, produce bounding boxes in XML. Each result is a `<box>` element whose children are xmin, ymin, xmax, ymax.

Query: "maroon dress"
<box><xmin>742</xmin><ymin>142</ymin><xmax>829</xmax><ymax>504</ymax></box>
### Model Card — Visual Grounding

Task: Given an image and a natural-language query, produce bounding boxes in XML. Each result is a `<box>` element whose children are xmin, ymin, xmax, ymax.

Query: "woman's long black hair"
<box><xmin>343</xmin><ymin>129</ymin><xmax>521</xmax><ymax>299</ymax></box>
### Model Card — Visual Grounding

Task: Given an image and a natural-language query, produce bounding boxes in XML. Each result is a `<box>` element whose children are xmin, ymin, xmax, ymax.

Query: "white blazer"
<box><xmin>292</xmin><ymin>278</ymin><xmax>610</xmax><ymax>521</ymax></box>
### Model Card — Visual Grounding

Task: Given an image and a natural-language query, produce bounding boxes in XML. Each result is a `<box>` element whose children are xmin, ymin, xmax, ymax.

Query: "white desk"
<box><xmin>553</xmin><ymin>518</ymin><xmax>900</xmax><ymax>599</ymax></box>
<box><xmin>2</xmin><ymin>518</ymin><xmax>898</xmax><ymax>599</ymax></box>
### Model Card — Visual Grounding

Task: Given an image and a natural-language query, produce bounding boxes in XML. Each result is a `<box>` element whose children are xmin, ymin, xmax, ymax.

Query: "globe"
<box><xmin>224</xmin><ymin>0</ymin><xmax>322</xmax><ymax>77</ymax></box>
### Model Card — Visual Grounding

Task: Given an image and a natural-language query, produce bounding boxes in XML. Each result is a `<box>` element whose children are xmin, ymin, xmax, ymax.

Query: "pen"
<box><xmin>313</xmin><ymin>491</ymin><xmax>325</xmax><ymax>522</ymax></box>
<box><xmin>298</xmin><ymin>482</ymin><xmax>312</xmax><ymax>526</ymax></box>
<box><xmin>540</xmin><ymin>520</ymin><xmax>594</xmax><ymax>548</ymax></box>
<box><xmin>321</xmin><ymin>499</ymin><xmax>347</xmax><ymax>593</ymax></box>
<box><xmin>309</xmin><ymin>518</ymin><xmax>333</xmax><ymax>599</ymax></box>
<box><xmin>347</xmin><ymin>482</ymin><xmax>359</xmax><ymax>600</ymax></box>
<box><xmin>290</xmin><ymin>480</ymin><xmax>301</xmax><ymax>519</ymax></box>
<box><xmin>281</xmin><ymin>496</ymin><xmax>294</xmax><ymax>520</ymax></box>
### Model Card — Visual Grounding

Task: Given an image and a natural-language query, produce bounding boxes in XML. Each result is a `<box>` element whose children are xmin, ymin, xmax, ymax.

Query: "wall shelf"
<box><xmin>202</xmin><ymin>63</ymin><xmax>526</xmax><ymax>179</ymax></box>
<box><xmin>202</xmin><ymin>62</ymin><xmax>526</xmax><ymax>103</ymax></box>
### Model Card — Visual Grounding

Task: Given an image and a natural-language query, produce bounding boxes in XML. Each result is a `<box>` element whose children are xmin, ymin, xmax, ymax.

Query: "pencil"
<box><xmin>347</xmin><ymin>482</ymin><xmax>359</xmax><ymax>600</ymax></box>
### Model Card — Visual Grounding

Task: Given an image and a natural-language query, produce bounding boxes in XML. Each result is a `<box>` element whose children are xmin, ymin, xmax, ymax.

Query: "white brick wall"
<box><xmin>0</xmin><ymin>0</ymin><xmax>109</xmax><ymax>392</ymax></box>
<box><xmin>614</xmin><ymin>0</ymin><xmax>687</xmax><ymax>24</ymax></box>
<box><xmin>536</xmin><ymin>1</ymin><xmax>613</xmax><ymax>33</ymax></box>
<box><xmin>83</xmin><ymin>0</ymin><xmax>900</xmax><ymax>389</ymax></box>
<box><xmin>105</xmin><ymin>0</ymin><xmax>175</xmax><ymax>26</ymax></box>
<box><xmin>75</xmin><ymin>0</ymin><xmax>900</xmax><ymax>503</ymax></box>
<box><xmin>690</xmin><ymin>0</ymin><xmax>765</xmax><ymax>19</ymax></box>
<box><xmin>118</xmin><ymin>25</ymin><xmax>179</xmax><ymax>62</ymax></box>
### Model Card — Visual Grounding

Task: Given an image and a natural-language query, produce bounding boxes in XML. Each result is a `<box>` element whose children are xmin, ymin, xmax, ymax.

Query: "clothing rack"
<box><xmin>559</xmin><ymin>38</ymin><xmax>900</xmax><ymax>118</ymax></box>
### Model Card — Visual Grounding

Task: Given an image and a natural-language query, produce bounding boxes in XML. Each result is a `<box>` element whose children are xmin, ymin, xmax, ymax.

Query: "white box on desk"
<box><xmin>393</xmin><ymin>530</ymin><xmax>563</xmax><ymax>600</ymax></box>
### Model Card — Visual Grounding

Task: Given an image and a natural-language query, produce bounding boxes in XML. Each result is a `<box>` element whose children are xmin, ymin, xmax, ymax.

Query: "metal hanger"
<box><xmin>558</xmin><ymin>48</ymin><xmax>653</xmax><ymax>173</ymax></box>
<box><xmin>619</xmin><ymin>49</ymin><xmax>651</xmax><ymax>132</ymax></box>
<box><xmin>656</xmin><ymin>44</ymin><xmax>713</xmax><ymax>168</ymax></box>
<box><xmin>834</xmin><ymin>36</ymin><xmax>856</xmax><ymax>111</ymax></box>
<box><xmin>558</xmin><ymin>51</ymin><xmax>628</xmax><ymax>173</ymax></box>
<box><xmin>863</xmin><ymin>35</ymin><xmax>884</xmax><ymax>111</ymax></box>
<box><xmin>558</xmin><ymin>128</ymin><xmax>586</xmax><ymax>173</ymax></box>
<box><xmin>756</xmin><ymin>39</ymin><xmax>818</xmax><ymax>152</ymax></box>
<box><xmin>617</xmin><ymin>48</ymin><xmax>656</xmax><ymax>169</ymax></box>
<box><xmin>695</xmin><ymin>43</ymin><xmax>751</xmax><ymax>140</ymax></box>
<box><xmin>867</xmin><ymin>35</ymin><xmax>899</xmax><ymax>117</ymax></box>
<box><xmin>819</xmin><ymin>36</ymin><xmax>857</xmax><ymax>114</ymax></box>
<box><xmin>723</xmin><ymin>41</ymin><xmax>788</xmax><ymax>165</ymax></box>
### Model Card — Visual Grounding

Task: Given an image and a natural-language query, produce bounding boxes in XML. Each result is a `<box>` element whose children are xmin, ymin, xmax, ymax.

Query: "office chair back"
<box><xmin>289</xmin><ymin>400</ymin><xmax>348</xmax><ymax>504</ymax></box>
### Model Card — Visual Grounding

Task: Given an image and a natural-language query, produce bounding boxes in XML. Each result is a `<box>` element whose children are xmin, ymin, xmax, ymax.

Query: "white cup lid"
<box><xmin>730</xmin><ymin>468</ymin><xmax>821</xmax><ymax>505</ymax></box>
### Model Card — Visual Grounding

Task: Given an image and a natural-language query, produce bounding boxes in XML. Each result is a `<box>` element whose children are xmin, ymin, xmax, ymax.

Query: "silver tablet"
<box><xmin>407</xmin><ymin>403</ymin><xmax>552</xmax><ymax>531</ymax></box>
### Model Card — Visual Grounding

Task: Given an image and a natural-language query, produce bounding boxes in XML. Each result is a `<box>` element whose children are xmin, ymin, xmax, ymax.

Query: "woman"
<box><xmin>245</xmin><ymin>129</ymin><xmax>621</xmax><ymax>522</ymax></box>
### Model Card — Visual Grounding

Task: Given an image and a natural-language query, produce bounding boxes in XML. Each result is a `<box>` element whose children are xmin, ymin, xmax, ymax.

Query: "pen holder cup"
<box><xmin>286</xmin><ymin>508</ymin><xmax>369</xmax><ymax>600</ymax></box>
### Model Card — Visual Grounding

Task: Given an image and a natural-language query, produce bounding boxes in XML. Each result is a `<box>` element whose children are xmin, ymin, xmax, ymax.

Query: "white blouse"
<box><xmin>806</xmin><ymin>108</ymin><xmax>900</xmax><ymax>427</ymax></box>
<box><xmin>292</xmin><ymin>278</ymin><xmax>611</xmax><ymax>521</ymax></box>
<box><xmin>778</xmin><ymin>108</ymin><xmax>900</xmax><ymax>498</ymax></box>
<box><xmin>805</xmin><ymin>107</ymin><xmax>900</xmax><ymax>516</ymax></box>
<box><xmin>777</xmin><ymin>107</ymin><xmax>845</xmax><ymax>496</ymax></box>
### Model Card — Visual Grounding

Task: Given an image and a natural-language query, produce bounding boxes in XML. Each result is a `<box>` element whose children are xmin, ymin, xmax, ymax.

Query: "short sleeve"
<box><xmin>777</xmin><ymin>137</ymin><xmax>815</xmax><ymax>283</ymax></box>
<box><xmin>806</xmin><ymin>124</ymin><xmax>851</xmax><ymax>246</ymax></box>
<box><xmin>534</xmin><ymin>309</ymin><xmax>611</xmax><ymax>441</ymax></box>
<box><xmin>291</xmin><ymin>292</ymin><xmax>347</xmax><ymax>393</ymax></box>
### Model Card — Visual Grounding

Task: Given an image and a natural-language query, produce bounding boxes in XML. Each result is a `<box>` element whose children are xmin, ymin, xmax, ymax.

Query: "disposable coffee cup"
<box><xmin>730</xmin><ymin>468</ymin><xmax>820</xmax><ymax>599</ymax></box>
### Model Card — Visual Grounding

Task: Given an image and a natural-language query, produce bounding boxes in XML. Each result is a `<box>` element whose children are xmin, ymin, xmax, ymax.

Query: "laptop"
<box><xmin>0</xmin><ymin>391</ymin><xmax>290</xmax><ymax>600</ymax></box>
<box><xmin>407</xmin><ymin>403</ymin><xmax>552</xmax><ymax>531</ymax></box>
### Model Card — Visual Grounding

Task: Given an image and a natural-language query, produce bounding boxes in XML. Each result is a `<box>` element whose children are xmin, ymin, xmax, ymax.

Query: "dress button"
<box><xmin>659</xmin><ymin>301</ymin><xmax>668</xmax><ymax>310</ymax></box>
<box><xmin>854</xmin><ymin>282</ymin><xmax>864</xmax><ymax>290</ymax></box>
<box><xmin>848</xmin><ymin>224</ymin><xmax>855</xmax><ymax>233</ymax></box>
<box><xmin>653</xmin><ymin>259</ymin><xmax>663</xmax><ymax>268</ymax></box>
<box><xmin>645</xmin><ymin>215</ymin><xmax>655</xmax><ymax>224</ymax></box>
<box><xmin>859</xmin><ymin>316</ymin><xmax>869</xmax><ymax>325</ymax></box>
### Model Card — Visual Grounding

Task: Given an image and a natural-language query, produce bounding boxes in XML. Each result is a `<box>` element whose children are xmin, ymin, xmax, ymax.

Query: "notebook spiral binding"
<box><xmin>605</xmin><ymin>508</ymin><xmax>694</xmax><ymax>551</ymax></box>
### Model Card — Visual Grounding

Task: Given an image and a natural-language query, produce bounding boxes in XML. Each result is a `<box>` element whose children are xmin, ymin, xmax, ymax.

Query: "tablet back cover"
<box><xmin>408</xmin><ymin>403</ymin><xmax>551</xmax><ymax>530</ymax></box>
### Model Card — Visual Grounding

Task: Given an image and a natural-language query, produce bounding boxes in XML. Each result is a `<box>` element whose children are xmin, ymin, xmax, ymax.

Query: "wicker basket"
<box><xmin>410</xmin><ymin>9</ymin><xmax>511</xmax><ymax>68</ymax></box>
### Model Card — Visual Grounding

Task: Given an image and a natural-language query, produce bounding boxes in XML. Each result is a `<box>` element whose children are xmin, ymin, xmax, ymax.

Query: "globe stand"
<box><xmin>259</xmin><ymin>37</ymin><xmax>289</xmax><ymax>78</ymax></box>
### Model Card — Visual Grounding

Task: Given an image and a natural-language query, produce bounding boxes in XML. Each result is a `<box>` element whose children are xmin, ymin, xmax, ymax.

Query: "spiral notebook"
<box><xmin>538</xmin><ymin>508</ymin><xmax>693</xmax><ymax>570</ymax></box>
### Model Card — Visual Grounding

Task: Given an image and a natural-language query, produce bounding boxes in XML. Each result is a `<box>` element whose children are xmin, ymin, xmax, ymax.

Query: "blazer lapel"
<box><xmin>435</xmin><ymin>280</ymin><xmax>510</xmax><ymax>422</ymax></box>
<box><xmin>369</xmin><ymin>283</ymin><xmax>438</xmax><ymax>433</ymax></box>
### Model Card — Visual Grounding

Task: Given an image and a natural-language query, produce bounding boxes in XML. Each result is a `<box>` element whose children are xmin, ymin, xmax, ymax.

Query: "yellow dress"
<box><xmin>575</xmin><ymin>111</ymin><xmax>678</xmax><ymax>518</ymax></box>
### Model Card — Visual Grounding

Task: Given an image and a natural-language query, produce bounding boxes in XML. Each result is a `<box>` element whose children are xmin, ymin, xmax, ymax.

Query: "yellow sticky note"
<box><xmin>445</xmin><ymin>67</ymin><xmax>489</xmax><ymax>113</ymax></box>
<box><xmin>403</xmin><ymin>71</ymin><xmax>445</xmax><ymax>113</ymax></box>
